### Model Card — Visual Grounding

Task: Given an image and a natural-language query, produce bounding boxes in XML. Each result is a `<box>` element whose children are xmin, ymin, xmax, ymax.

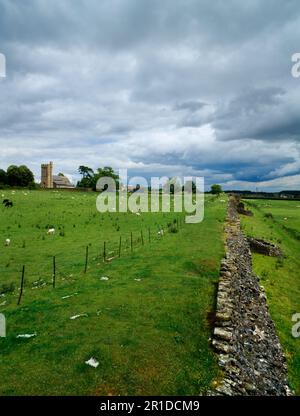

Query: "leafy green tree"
<box><xmin>6</xmin><ymin>165</ymin><xmax>34</xmax><ymax>187</ymax></box>
<box><xmin>211</xmin><ymin>184</ymin><xmax>222</xmax><ymax>195</ymax></box>
<box><xmin>93</xmin><ymin>167</ymin><xmax>120</xmax><ymax>191</ymax></box>
<box><xmin>77</xmin><ymin>166</ymin><xmax>95</xmax><ymax>188</ymax></box>
<box><xmin>0</xmin><ymin>169</ymin><xmax>7</xmax><ymax>185</ymax></box>
<box><xmin>6</xmin><ymin>165</ymin><xmax>20</xmax><ymax>186</ymax></box>
<box><xmin>77</xmin><ymin>166</ymin><xmax>119</xmax><ymax>190</ymax></box>
<box><xmin>18</xmin><ymin>165</ymin><xmax>35</xmax><ymax>186</ymax></box>
<box><xmin>78</xmin><ymin>165</ymin><xmax>94</xmax><ymax>178</ymax></box>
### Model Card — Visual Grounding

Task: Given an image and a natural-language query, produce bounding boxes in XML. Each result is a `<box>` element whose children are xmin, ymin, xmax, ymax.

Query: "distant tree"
<box><xmin>18</xmin><ymin>165</ymin><xmax>34</xmax><ymax>186</ymax></box>
<box><xmin>77</xmin><ymin>165</ymin><xmax>119</xmax><ymax>190</ymax></box>
<box><xmin>77</xmin><ymin>165</ymin><xmax>95</xmax><ymax>188</ymax></box>
<box><xmin>0</xmin><ymin>169</ymin><xmax>7</xmax><ymax>185</ymax></box>
<box><xmin>6</xmin><ymin>165</ymin><xmax>34</xmax><ymax>187</ymax></box>
<box><xmin>182</xmin><ymin>180</ymin><xmax>197</xmax><ymax>193</ymax></box>
<box><xmin>58</xmin><ymin>172</ymin><xmax>65</xmax><ymax>177</ymax></box>
<box><xmin>94</xmin><ymin>167</ymin><xmax>120</xmax><ymax>191</ymax></box>
<box><xmin>78</xmin><ymin>165</ymin><xmax>94</xmax><ymax>178</ymax></box>
<box><xmin>211</xmin><ymin>184</ymin><xmax>222</xmax><ymax>195</ymax></box>
<box><xmin>6</xmin><ymin>165</ymin><xmax>20</xmax><ymax>186</ymax></box>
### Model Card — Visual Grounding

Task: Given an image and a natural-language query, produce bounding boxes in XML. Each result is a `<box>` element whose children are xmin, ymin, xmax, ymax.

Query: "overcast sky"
<box><xmin>1</xmin><ymin>0</ymin><xmax>300</xmax><ymax>190</ymax></box>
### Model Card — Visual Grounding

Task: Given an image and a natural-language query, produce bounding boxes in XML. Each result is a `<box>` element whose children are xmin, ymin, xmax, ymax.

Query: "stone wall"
<box><xmin>211</xmin><ymin>196</ymin><xmax>291</xmax><ymax>396</ymax></box>
<box><xmin>247</xmin><ymin>237</ymin><xmax>283</xmax><ymax>257</ymax></box>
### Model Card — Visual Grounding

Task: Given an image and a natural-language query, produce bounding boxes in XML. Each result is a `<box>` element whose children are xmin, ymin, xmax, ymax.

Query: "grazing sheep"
<box><xmin>2</xmin><ymin>199</ymin><xmax>9</xmax><ymax>205</ymax></box>
<box><xmin>47</xmin><ymin>228</ymin><xmax>56</xmax><ymax>235</ymax></box>
<box><xmin>5</xmin><ymin>238</ymin><xmax>10</xmax><ymax>246</ymax></box>
<box><xmin>5</xmin><ymin>201</ymin><xmax>13</xmax><ymax>208</ymax></box>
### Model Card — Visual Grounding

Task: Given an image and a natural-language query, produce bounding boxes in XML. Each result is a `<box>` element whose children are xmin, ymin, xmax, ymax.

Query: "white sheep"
<box><xmin>47</xmin><ymin>228</ymin><xmax>56</xmax><ymax>235</ymax></box>
<box><xmin>5</xmin><ymin>238</ymin><xmax>10</xmax><ymax>246</ymax></box>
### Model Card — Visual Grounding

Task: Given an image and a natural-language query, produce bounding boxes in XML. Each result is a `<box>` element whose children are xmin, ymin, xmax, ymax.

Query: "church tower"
<box><xmin>41</xmin><ymin>161</ymin><xmax>53</xmax><ymax>188</ymax></box>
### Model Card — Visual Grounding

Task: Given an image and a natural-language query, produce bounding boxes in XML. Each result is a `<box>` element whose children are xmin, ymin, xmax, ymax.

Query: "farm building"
<box><xmin>53</xmin><ymin>175</ymin><xmax>74</xmax><ymax>189</ymax></box>
<box><xmin>41</xmin><ymin>162</ymin><xmax>74</xmax><ymax>189</ymax></box>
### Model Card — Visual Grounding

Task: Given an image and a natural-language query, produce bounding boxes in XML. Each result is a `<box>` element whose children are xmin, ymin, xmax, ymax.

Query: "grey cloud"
<box><xmin>1</xmin><ymin>0</ymin><xmax>300</xmax><ymax>190</ymax></box>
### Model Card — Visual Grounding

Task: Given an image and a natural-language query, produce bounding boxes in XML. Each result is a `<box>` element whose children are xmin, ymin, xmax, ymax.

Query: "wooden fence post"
<box><xmin>119</xmin><ymin>236</ymin><xmax>122</xmax><ymax>258</ymax></box>
<box><xmin>17</xmin><ymin>265</ymin><xmax>25</xmax><ymax>306</ymax></box>
<box><xmin>53</xmin><ymin>256</ymin><xmax>56</xmax><ymax>288</ymax></box>
<box><xmin>84</xmin><ymin>246</ymin><xmax>89</xmax><ymax>273</ymax></box>
<box><xmin>141</xmin><ymin>230</ymin><xmax>144</xmax><ymax>246</ymax></box>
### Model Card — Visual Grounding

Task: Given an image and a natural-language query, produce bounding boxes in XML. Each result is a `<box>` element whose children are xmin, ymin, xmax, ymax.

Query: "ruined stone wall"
<box><xmin>212</xmin><ymin>196</ymin><xmax>291</xmax><ymax>396</ymax></box>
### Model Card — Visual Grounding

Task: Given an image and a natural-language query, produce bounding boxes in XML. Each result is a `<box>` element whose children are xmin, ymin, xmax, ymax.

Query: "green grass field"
<box><xmin>0</xmin><ymin>190</ymin><xmax>226</xmax><ymax>395</ymax></box>
<box><xmin>241</xmin><ymin>199</ymin><xmax>300</xmax><ymax>395</ymax></box>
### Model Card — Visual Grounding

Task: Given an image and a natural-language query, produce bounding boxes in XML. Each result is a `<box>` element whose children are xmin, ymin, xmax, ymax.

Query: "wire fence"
<box><xmin>0</xmin><ymin>214</ymin><xmax>186</xmax><ymax>305</ymax></box>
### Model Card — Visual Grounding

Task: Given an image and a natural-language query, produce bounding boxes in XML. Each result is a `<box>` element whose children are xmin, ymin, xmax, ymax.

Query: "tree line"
<box><xmin>0</xmin><ymin>165</ymin><xmax>35</xmax><ymax>188</ymax></box>
<box><xmin>0</xmin><ymin>163</ymin><xmax>223</xmax><ymax>194</ymax></box>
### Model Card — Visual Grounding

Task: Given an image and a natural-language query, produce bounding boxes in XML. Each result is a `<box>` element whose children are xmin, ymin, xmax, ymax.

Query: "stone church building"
<box><xmin>41</xmin><ymin>162</ymin><xmax>74</xmax><ymax>189</ymax></box>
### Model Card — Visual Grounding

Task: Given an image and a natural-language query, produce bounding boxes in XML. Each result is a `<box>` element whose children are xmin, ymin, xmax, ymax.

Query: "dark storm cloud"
<box><xmin>1</xmin><ymin>0</ymin><xmax>300</xmax><ymax>189</ymax></box>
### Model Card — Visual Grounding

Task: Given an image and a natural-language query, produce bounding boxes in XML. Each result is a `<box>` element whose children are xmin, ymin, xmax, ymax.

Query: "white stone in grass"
<box><xmin>62</xmin><ymin>292</ymin><xmax>78</xmax><ymax>299</ymax></box>
<box><xmin>134</xmin><ymin>278</ymin><xmax>141</xmax><ymax>282</ymax></box>
<box><xmin>70</xmin><ymin>314</ymin><xmax>88</xmax><ymax>320</ymax></box>
<box><xmin>100</xmin><ymin>276</ymin><xmax>109</xmax><ymax>281</ymax></box>
<box><xmin>85</xmin><ymin>357</ymin><xmax>99</xmax><ymax>368</ymax></box>
<box><xmin>17</xmin><ymin>333</ymin><xmax>36</xmax><ymax>339</ymax></box>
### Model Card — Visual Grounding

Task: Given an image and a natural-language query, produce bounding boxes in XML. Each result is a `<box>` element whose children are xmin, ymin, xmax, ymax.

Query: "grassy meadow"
<box><xmin>0</xmin><ymin>190</ymin><xmax>226</xmax><ymax>395</ymax></box>
<box><xmin>241</xmin><ymin>199</ymin><xmax>300</xmax><ymax>395</ymax></box>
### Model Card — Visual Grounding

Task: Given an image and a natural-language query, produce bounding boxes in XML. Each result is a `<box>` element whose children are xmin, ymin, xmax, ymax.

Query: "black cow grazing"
<box><xmin>5</xmin><ymin>201</ymin><xmax>13</xmax><ymax>208</ymax></box>
<box><xmin>2</xmin><ymin>199</ymin><xmax>9</xmax><ymax>205</ymax></box>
